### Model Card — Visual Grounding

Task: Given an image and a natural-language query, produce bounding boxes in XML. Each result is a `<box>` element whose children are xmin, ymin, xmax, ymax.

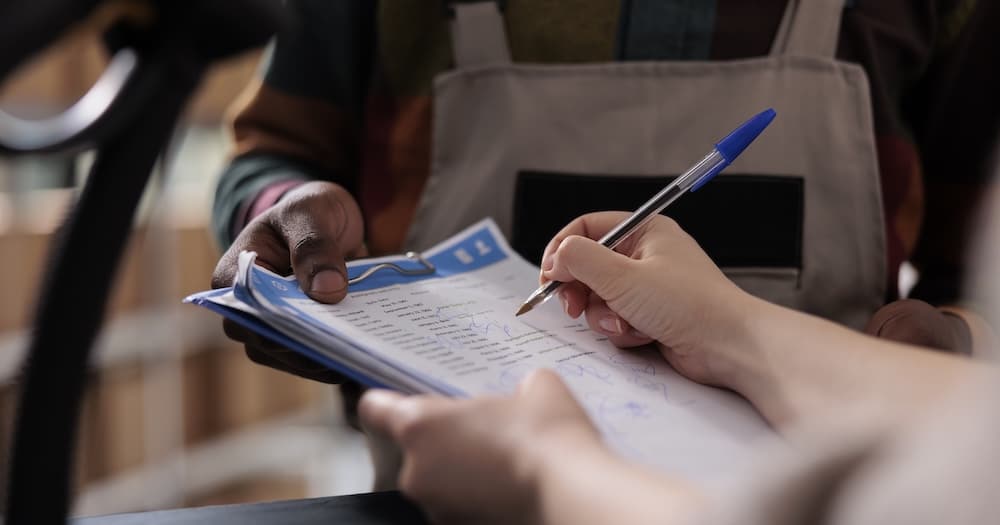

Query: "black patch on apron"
<box><xmin>512</xmin><ymin>171</ymin><xmax>804</xmax><ymax>270</ymax></box>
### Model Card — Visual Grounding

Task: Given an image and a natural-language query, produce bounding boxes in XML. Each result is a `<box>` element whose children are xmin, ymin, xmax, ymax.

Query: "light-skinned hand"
<box><xmin>359</xmin><ymin>369</ymin><xmax>604</xmax><ymax>524</ymax></box>
<box><xmin>540</xmin><ymin>212</ymin><xmax>757</xmax><ymax>388</ymax></box>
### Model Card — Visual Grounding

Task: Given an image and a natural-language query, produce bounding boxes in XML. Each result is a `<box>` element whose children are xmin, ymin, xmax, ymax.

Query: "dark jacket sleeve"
<box><xmin>905</xmin><ymin>0</ymin><xmax>1000</xmax><ymax>304</ymax></box>
<box><xmin>211</xmin><ymin>0</ymin><xmax>376</xmax><ymax>248</ymax></box>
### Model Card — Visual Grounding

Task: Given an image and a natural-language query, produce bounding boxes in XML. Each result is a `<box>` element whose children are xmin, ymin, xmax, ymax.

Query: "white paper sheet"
<box><xmin>189</xmin><ymin>219</ymin><xmax>778</xmax><ymax>480</ymax></box>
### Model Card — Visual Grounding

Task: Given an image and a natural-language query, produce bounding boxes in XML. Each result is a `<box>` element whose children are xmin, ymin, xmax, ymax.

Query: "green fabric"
<box><xmin>618</xmin><ymin>0</ymin><xmax>716</xmax><ymax>60</ymax></box>
<box><xmin>212</xmin><ymin>155</ymin><xmax>311</xmax><ymax>248</ymax></box>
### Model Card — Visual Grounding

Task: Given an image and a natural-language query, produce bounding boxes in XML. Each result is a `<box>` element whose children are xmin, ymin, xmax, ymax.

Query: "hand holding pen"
<box><xmin>516</xmin><ymin>109</ymin><xmax>776</xmax><ymax>316</ymax></box>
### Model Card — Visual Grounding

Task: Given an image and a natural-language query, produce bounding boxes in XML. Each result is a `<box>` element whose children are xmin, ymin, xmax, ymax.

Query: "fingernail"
<box><xmin>541</xmin><ymin>254</ymin><xmax>553</xmax><ymax>272</ymax></box>
<box><xmin>599</xmin><ymin>316</ymin><xmax>623</xmax><ymax>335</ymax></box>
<box><xmin>311</xmin><ymin>270</ymin><xmax>346</xmax><ymax>294</ymax></box>
<box><xmin>362</xmin><ymin>389</ymin><xmax>395</xmax><ymax>406</ymax></box>
<box><xmin>560</xmin><ymin>293</ymin><xmax>571</xmax><ymax>317</ymax></box>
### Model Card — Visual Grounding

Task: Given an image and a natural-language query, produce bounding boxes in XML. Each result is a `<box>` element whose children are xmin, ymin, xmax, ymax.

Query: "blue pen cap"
<box><xmin>690</xmin><ymin>109</ymin><xmax>777</xmax><ymax>192</ymax></box>
<box><xmin>714</xmin><ymin>108</ymin><xmax>776</xmax><ymax>164</ymax></box>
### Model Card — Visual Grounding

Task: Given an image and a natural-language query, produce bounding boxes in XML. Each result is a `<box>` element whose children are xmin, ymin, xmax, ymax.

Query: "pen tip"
<box><xmin>515</xmin><ymin>303</ymin><xmax>532</xmax><ymax>317</ymax></box>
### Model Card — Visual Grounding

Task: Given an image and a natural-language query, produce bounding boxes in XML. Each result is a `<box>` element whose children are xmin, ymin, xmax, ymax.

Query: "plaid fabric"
<box><xmin>214</xmin><ymin>0</ymin><xmax>1000</xmax><ymax>304</ymax></box>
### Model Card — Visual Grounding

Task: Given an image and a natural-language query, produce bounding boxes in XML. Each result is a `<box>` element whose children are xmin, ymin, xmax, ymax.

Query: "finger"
<box><xmin>517</xmin><ymin>370</ymin><xmax>592</xmax><ymax>423</ymax></box>
<box><xmin>359</xmin><ymin>389</ymin><xmax>409</xmax><ymax>437</ymax></box>
<box><xmin>586</xmin><ymin>294</ymin><xmax>653</xmax><ymax>348</ymax></box>
<box><xmin>358</xmin><ymin>389</ymin><xmax>409</xmax><ymax>492</ymax></box>
<box><xmin>540</xmin><ymin>212</ymin><xmax>634</xmax><ymax>266</ymax></box>
<box><xmin>517</xmin><ymin>368</ymin><xmax>572</xmax><ymax>399</ymax></box>
<box><xmin>244</xmin><ymin>344</ymin><xmax>346</xmax><ymax>384</ymax></box>
<box><xmin>222</xmin><ymin>318</ymin><xmax>256</xmax><ymax>344</ymax></box>
<box><xmin>340</xmin><ymin>380</ymin><xmax>367</xmax><ymax>430</ymax></box>
<box><xmin>359</xmin><ymin>391</ymin><xmax>453</xmax><ymax>444</ymax></box>
<box><xmin>539</xmin><ymin>212</ymin><xmax>634</xmax><ymax>280</ymax></box>
<box><xmin>211</xmin><ymin>220</ymin><xmax>290</xmax><ymax>290</ymax></box>
<box><xmin>558</xmin><ymin>282</ymin><xmax>589</xmax><ymax>319</ymax></box>
<box><xmin>864</xmin><ymin>299</ymin><xmax>971</xmax><ymax>352</ymax></box>
<box><xmin>583</xmin><ymin>295</ymin><xmax>654</xmax><ymax>348</ymax></box>
<box><xmin>222</xmin><ymin>319</ymin><xmax>288</xmax><ymax>351</ymax></box>
<box><xmin>544</xmin><ymin>235</ymin><xmax>634</xmax><ymax>303</ymax></box>
<box><xmin>248</xmin><ymin>344</ymin><xmax>333</xmax><ymax>374</ymax></box>
<box><xmin>272</xmin><ymin>183</ymin><xmax>365</xmax><ymax>304</ymax></box>
<box><xmin>226</xmin><ymin>320</ymin><xmax>348</xmax><ymax>382</ymax></box>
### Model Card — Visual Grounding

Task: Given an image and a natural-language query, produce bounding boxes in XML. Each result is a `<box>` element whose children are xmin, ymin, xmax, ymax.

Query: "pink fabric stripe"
<box><xmin>232</xmin><ymin>179</ymin><xmax>305</xmax><ymax>238</ymax></box>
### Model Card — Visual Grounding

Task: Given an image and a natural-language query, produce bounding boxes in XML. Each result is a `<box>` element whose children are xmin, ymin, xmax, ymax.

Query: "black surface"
<box><xmin>73</xmin><ymin>492</ymin><xmax>429</xmax><ymax>525</ymax></box>
<box><xmin>512</xmin><ymin>171</ymin><xmax>804</xmax><ymax>268</ymax></box>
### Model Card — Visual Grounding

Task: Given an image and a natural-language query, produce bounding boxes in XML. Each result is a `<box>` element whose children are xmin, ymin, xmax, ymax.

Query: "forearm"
<box><xmin>215</xmin><ymin>84</ymin><xmax>360</xmax><ymax>249</ymax></box>
<box><xmin>720</xmin><ymin>294</ymin><xmax>983</xmax><ymax>430</ymax></box>
<box><xmin>215</xmin><ymin>1</ymin><xmax>371</xmax><ymax>248</ymax></box>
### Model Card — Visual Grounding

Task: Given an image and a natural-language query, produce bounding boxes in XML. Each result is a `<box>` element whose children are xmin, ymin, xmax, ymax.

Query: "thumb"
<box><xmin>272</xmin><ymin>187</ymin><xmax>364</xmax><ymax>303</ymax></box>
<box><xmin>517</xmin><ymin>368</ymin><xmax>571</xmax><ymax>398</ymax></box>
<box><xmin>358</xmin><ymin>389</ymin><xmax>409</xmax><ymax>438</ymax></box>
<box><xmin>543</xmin><ymin>235</ymin><xmax>633</xmax><ymax>302</ymax></box>
<box><xmin>357</xmin><ymin>389</ymin><xmax>407</xmax><ymax>490</ymax></box>
<box><xmin>286</xmin><ymin>228</ymin><xmax>350</xmax><ymax>304</ymax></box>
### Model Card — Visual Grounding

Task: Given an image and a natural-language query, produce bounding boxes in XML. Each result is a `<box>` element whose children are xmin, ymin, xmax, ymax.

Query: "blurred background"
<box><xmin>0</xmin><ymin>26</ymin><xmax>372</xmax><ymax>517</ymax></box>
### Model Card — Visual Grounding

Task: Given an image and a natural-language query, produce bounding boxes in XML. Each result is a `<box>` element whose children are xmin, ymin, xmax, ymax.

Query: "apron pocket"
<box><xmin>512</xmin><ymin>171</ymin><xmax>804</xmax><ymax>282</ymax></box>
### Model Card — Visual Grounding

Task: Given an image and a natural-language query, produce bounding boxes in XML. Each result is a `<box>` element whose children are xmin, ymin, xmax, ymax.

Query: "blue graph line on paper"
<box><xmin>555</xmin><ymin>362</ymin><xmax>614</xmax><ymax>385</ymax></box>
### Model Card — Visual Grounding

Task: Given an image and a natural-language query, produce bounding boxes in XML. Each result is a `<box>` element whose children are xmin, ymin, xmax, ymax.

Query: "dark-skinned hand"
<box><xmin>864</xmin><ymin>298</ymin><xmax>971</xmax><ymax>354</ymax></box>
<box><xmin>211</xmin><ymin>181</ymin><xmax>367</xmax><ymax>384</ymax></box>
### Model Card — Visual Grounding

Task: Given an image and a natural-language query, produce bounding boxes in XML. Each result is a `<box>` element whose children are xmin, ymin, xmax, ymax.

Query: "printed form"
<box><xmin>190</xmin><ymin>219</ymin><xmax>776</xmax><ymax>480</ymax></box>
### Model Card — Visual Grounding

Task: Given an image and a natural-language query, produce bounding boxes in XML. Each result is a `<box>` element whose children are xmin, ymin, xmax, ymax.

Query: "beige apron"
<box><xmin>405</xmin><ymin>0</ymin><xmax>885</xmax><ymax>329</ymax></box>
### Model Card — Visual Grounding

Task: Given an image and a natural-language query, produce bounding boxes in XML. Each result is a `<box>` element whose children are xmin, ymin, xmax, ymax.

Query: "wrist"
<box><xmin>683</xmin><ymin>287</ymin><xmax>771</xmax><ymax>392</ymax></box>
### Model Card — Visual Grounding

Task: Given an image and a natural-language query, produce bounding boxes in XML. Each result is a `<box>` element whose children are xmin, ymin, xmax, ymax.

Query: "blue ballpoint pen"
<box><xmin>515</xmin><ymin>108</ymin><xmax>777</xmax><ymax>316</ymax></box>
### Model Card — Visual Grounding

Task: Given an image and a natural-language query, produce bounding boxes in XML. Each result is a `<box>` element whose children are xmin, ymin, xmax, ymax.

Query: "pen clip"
<box><xmin>689</xmin><ymin>160</ymin><xmax>729</xmax><ymax>192</ymax></box>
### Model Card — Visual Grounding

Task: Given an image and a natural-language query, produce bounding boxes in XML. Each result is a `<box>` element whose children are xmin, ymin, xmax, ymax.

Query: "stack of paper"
<box><xmin>187</xmin><ymin>219</ymin><xmax>776</xmax><ymax>480</ymax></box>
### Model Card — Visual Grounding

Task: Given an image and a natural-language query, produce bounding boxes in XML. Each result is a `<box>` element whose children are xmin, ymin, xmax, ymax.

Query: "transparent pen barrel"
<box><xmin>600</xmin><ymin>149</ymin><xmax>726</xmax><ymax>250</ymax></box>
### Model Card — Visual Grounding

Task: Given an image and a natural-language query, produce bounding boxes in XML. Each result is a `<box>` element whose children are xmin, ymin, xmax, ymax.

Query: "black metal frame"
<box><xmin>0</xmin><ymin>1</ymin><xmax>281</xmax><ymax>523</ymax></box>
